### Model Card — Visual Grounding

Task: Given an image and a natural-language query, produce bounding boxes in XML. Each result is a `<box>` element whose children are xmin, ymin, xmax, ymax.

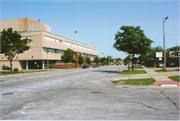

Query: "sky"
<box><xmin>0</xmin><ymin>0</ymin><xmax>179</xmax><ymax>59</ymax></box>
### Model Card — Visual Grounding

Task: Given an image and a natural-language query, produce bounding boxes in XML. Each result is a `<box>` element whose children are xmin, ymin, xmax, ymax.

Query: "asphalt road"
<box><xmin>0</xmin><ymin>65</ymin><xmax>179</xmax><ymax>120</ymax></box>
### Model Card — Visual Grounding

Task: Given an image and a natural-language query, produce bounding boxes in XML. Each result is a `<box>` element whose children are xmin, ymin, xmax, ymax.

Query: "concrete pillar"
<box><xmin>42</xmin><ymin>60</ymin><xmax>44</xmax><ymax>69</ymax></box>
<box><xmin>26</xmin><ymin>60</ymin><xmax>28</xmax><ymax>70</ymax></box>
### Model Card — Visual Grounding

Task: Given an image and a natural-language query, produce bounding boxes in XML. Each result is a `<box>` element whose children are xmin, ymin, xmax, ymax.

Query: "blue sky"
<box><xmin>0</xmin><ymin>0</ymin><xmax>179</xmax><ymax>59</ymax></box>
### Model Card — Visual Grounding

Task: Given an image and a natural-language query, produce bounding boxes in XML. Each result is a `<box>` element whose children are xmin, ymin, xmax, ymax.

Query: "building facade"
<box><xmin>0</xmin><ymin>18</ymin><xmax>97</xmax><ymax>70</ymax></box>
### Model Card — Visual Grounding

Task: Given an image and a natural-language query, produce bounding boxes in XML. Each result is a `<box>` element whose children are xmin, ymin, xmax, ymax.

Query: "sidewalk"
<box><xmin>143</xmin><ymin>67</ymin><xmax>180</xmax><ymax>87</ymax></box>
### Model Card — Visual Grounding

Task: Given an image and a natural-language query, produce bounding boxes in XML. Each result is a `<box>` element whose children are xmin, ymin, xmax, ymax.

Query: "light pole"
<box><xmin>163</xmin><ymin>16</ymin><xmax>168</xmax><ymax>71</ymax></box>
<box><xmin>47</xmin><ymin>49</ymin><xmax>49</xmax><ymax>71</ymax></box>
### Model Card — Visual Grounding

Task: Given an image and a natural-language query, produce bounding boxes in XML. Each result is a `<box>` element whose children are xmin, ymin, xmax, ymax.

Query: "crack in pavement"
<box><xmin>113</xmin><ymin>97</ymin><xmax>179</xmax><ymax>114</ymax></box>
<box><xmin>160</xmin><ymin>89</ymin><xmax>179</xmax><ymax>111</ymax></box>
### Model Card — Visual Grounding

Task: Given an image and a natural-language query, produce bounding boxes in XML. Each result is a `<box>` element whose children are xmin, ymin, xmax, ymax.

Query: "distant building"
<box><xmin>0</xmin><ymin>18</ymin><xmax>97</xmax><ymax>70</ymax></box>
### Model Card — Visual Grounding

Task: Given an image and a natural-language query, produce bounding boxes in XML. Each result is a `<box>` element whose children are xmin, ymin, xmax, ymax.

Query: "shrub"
<box><xmin>49</xmin><ymin>65</ymin><xmax>55</xmax><ymax>68</ymax></box>
<box><xmin>13</xmin><ymin>68</ymin><xmax>19</xmax><ymax>71</ymax></box>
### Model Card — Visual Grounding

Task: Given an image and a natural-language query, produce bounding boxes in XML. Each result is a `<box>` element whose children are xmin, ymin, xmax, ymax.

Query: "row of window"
<box><xmin>44</xmin><ymin>48</ymin><xmax>96</xmax><ymax>58</ymax></box>
<box><xmin>21</xmin><ymin>36</ymin><xmax>31</xmax><ymax>40</ymax></box>
<box><xmin>44</xmin><ymin>48</ymin><xmax>64</xmax><ymax>54</ymax></box>
<box><xmin>65</xmin><ymin>42</ymin><xmax>96</xmax><ymax>51</ymax></box>
<box><xmin>44</xmin><ymin>36</ymin><xmax>63</xmax><ymax>43</ymax></box>
<box><xmin>87</xmin><ymin>54</ymin><xmax>96</xmax><ymax>58</ymax></box>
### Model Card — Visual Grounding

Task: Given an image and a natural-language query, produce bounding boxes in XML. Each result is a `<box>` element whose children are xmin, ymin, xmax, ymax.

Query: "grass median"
<box><xmin>112</xmin><ymin>78</ymin><xmax>156</xmax><ymax>85</ymax></box>
<box><xmin>154</xmin><ymin>69</ymin><xmax>170</xmax><ymax>72</ymax></box>
<box><xmin>168</xmin><ymin>76</ymin><xmax>180</xmax><ymax>82</ymax></box>
<box><xmin>129</xmin><ymin>66</ymin><xmax>143</xmax><ymax>69</ymax></box>
<box><xmin>0</xmin><ymin>70</ymin><xmax>49</xmax><ymax>76</ymax></box>
<box><xmin>119</xmin><ymin>70</ymin><xmax>147</xmax><ymax>74</ymax></box>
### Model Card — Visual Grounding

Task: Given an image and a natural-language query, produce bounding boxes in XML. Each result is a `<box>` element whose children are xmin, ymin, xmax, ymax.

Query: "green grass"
<box><xmin>154</xmin><ymin>69</ymin><xmax>170</xmax><ymax>72</ymax></box>
<box><xmin>168</xmin><ymin>76</ymin><xmax>180</xmax><ymax>82</ymax></box>
<box><xmin>119</xmin><ymin>70</ymin><xmax>147</xmax><ymax>74</ymax></box>
<box><xmin>0</xmin><ymin>70</ymin><xmax>48</xmax><ymax>76</ymax></box>
<box><xmin>112</xmin><ymin>78</ymin><xmax>156</xmax><ymax>85</ymax></box>
<box><xmin>129</xmin><ymin>66</ymin><xmax>143</xmax><ymax>69</ymax></box>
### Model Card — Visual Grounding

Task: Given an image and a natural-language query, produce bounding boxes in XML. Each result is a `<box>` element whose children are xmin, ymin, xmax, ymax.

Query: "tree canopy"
<box><xmin>114</xmin><ymin>26</ymin><xmax>153</xmax><ymax>70</ymax></box>
<box><xmin>94</xmin><ymin>56</ymin><xmax>100</xmax><ymax>64</ymax></box>
<box><xmin>1</xmin><ymin>28</ymin><xmax>32</xmax><ymax>72</ymax></box>
<box><xmin>61</xmin><ymin>48</ymin><xmax>75</xmax><ymax>68</ymax></box>
<box><xmin>77</xmin><ymin>53</ymin><xmax>84</xmax><ymax>66</ymax></box>
<box><xmin>85</xmin><ymin>57</ymin><xmax>92</xmax><ymax>65</ymax></box>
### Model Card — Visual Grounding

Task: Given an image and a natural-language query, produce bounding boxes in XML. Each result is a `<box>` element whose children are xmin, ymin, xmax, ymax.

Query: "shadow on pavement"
<box><xmin>93</xmin><ymin>70</ymin><xmax>120</xmax><ymax>73</ymax></box>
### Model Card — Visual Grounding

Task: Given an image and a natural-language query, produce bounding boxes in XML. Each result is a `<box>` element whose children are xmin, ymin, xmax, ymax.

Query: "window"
<box><xmin>56</xmin><ymin>50</ymin><xmax>64</xmax><ymax>54</ymax></box>
<box><xmin>72</xmin><ymin>44</ymin><xmax>78</xmax><ymax>48</ymax></box>
<box><xmin>65</xmin><ymin>42</ymin><xmax>72</xmax><ymax>46</ymax></box>
<box><xmin>78</xmin><ymin>45</ymin><xmax>83</xmax><ymax>49</ymax></box>
<box><xmin>56</xmin><ymin>39</ymin><xmax>63</xmax><ymax>43</ymax></box>
<box><xmin>45</xmin><ymin>36</ymin><xmax>63</xmax><ymax>43</ymax></box>
<box><xmin>21</xmin><ymin>36</ymin><xmax>31</xmax><ymax>40</ymax></box>
<box><xmin>44</xmin><ymin>48</ymin><xmax>55</xmax><ymax>53</ymax></box>
<box><xmin>56</xmin><ymin>60</ymin><xmax>64</xmax><ymax>64</ymax></box>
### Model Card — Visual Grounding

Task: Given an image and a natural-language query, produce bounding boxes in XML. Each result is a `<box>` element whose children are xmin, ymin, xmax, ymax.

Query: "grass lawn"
<box><xmin>168</xmin><ymin>76</ymin><xmax>180</xmax><ymax>82</ymax></box>
<box><xmin>0</xmin><ymin>70</ymin><xmax>48</xmax><ymax>76</ymax></box>
<box><xmin>112</xmin><ymin>78</ymin><xmax>156</xmax><ymax>85</ymax></box>
<box><xmin>119</xmin><ymin>70</ymin><xmax>147</xmax><ymax>74</ymax></box>
<box><xmin>154</xmin><ymin>69</ymin><xmax>170</xmax><ymax>72</ymax></box>
<box><xmin>129</xmin><ymin>66</ymin><xmax>143</xmax><ymax>69</ymax></box>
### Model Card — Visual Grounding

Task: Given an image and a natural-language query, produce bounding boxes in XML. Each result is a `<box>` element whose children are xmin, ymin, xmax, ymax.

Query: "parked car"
<box><xmin>2</xmin><ymin>66</ymin><xmax>11</xmax><ymax>70</ymax></box>
<box><xmin>82</xmin><ymin>64</ymin><xmax>89</xmax><ymax>68</ymax></box>
<box><xmin>93</xmin><ymin>64</ymin><xmax>99</xmax><ymax>68</ymax></box>
<box><xmin>116</xmin><ymin>63</ymin><xmax>119</xmax><ymax>65</ymax></box>
<box><xmin>167</xmin><ymin>62</ymin><xmax>175</xmax><ymax>67</ymax></box>
<box><xmin>156</xmin><ymin>62</ymin><xmax>164</xmax><ymax>68</ymax></box>
<box><xmin>124</xmin><ymin>63</ymin><xmax>127</xmax><ymax>66</ymax></box>
<box><xmin>175</xmin><ymin>61</ymin><xmax>179</xmax><ymax>67</ymax></box>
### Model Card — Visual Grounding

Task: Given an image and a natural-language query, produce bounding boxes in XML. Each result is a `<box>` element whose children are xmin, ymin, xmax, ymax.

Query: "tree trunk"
<box><xmin>132</xmin><ymin>54</ymin><xmax>134</xmax><ymax>71</ymax></box>
<box><xmin>10</xmin><ymin>59</ymin><xmax>12</xmax><ymax>73</ymax></box>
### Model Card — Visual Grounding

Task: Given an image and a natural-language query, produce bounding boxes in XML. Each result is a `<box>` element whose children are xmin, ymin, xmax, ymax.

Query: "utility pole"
<box><xmin>163</xmin><ymin>16</ymin><xmax>168</xmax><ymax>71</ymax></box>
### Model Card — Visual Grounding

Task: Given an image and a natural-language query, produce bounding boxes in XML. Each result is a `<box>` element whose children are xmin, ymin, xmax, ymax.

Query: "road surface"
<box><xmin>0</xmin><ymin>65</ymin><xmax>179</xmax><ymax>120</ymax></box>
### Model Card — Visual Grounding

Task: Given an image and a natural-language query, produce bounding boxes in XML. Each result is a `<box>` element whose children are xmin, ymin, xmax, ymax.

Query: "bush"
<box><xmin>13</xmin><ymin>68</ymin><xmax>19</xmax><ymax>71</ymax></box>
<box><xmin>49</xmin><ymin>65</ymin><xmax>55</xmax><ymax>68</ymax></box>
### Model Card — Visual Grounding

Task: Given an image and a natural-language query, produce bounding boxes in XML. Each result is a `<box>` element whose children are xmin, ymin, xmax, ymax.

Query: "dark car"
<box><xmin>167</xmin><ymin>62</ymin><xmax>175</xmax><ymax>67</ymax></box>
<box><xmin>2</xmin><ymin>66</ymin><xmax>11</xmax><ymax>70</ymax></box>
<box><xmin>116</xmin><ymin>63</ymin><xmax>119</xmax><ymax>65</ymax></box>
<box><xmin>82</xmin><ymin>64</ymin><xmax>89</xmax><ymax>68</ymax></box>
<box><xmin>124</xmin><ymin>63</ymin><xmax>127</xmax><ymax>66</ymax></box>
<box><xmin>93</xmin><ymin>64</ymin><xmax>99</xmax><ymax>68</ymax></box>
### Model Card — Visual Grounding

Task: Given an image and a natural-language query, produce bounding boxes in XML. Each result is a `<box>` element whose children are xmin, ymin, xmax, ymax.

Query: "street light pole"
<box><xmin>47</xmin><ymin>49</ymin><xmax>49</xmax><ymax>71</ymax></box>
<box><xmin>163</xmin><ymin>16</ymin><xmax>168</xmax><ymax>71</ymax></box>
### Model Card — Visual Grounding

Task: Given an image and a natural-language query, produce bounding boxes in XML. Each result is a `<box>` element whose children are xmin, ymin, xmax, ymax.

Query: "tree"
<box><xmin>100</xmin><ymin>57</ymin><xmax>106</xmax><ymax>65</ymax></box>
<box><xmin>78</xmin><ymin>53</ymin><xmax>84</xmax><ymax>66</ymax></box>
<box><xmin>61</xmin><ymin>48</ymin><xmax>75</xmax><ymax>68</ymax></box>
<box><xmin>114</xmin><ymin>26</ymin><xmax>153</xmax><ymax>70</ymax></box>
<box><xmin>1</xmin><ymin>28</ymin><xmax>32</xmax><ymax>72</ymax></box>
<box><xmin>94</xmin><ymin>56</ymin><xmax>100</xmax><ymax>64</ymax></box>
<box><xmin>116</xmin><ymin>58</ymin><xmax>122</xmax><ymax>63</ymax></box>
<box><xmin>86</xmin><ymin>57</ymin><xmax>92</xmax><ymax>65</ymax></box>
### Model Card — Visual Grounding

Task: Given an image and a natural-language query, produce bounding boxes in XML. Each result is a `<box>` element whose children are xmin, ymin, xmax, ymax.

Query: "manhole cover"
<box><xmin>91</xmin><ymin>91</ymin><xmax>102</xmax><ymax>94</ymax></box>
<box><xmin>1</xmin><ymin>93</ymin><xmax>14</xmax><ymax>95</ymax></box>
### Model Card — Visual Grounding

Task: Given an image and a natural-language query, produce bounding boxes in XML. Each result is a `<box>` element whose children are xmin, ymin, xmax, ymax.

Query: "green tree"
<box><xmin>116</xmin><ymin>58</ymin><xmax>122</xmax><ymax>63</ymax></box>
<box><xmin>114</xmin><ymin>26</ymin><xmax>153</xmax><ymax>70</ymax></box>
<box><xmin>78</xmin><ymin>53</ymin><xmax>84</xmax><ymax>66</ymax></box>
<box><xmin>100</xmin><ymin>57</ymin><xmax>106</xmax><ymax>65</ymax></box>
<box><xmin>1</xmin><ymin>28</ymin><xmax>32</xmax><ymax>72</ymax></box>
<box><xmin>86</xmin><ymin>57</ymin><xmax>92</xmax><ymax>65</ymax></box>
<box><xmin>61</xmin><ymin>48</ymin><xmax>75</xmax><ymax>68</ymax></box>
<box><xmin>94</xmin><ymin>56</ymin><xmax>100</xmax><ymax>64</ymax></box>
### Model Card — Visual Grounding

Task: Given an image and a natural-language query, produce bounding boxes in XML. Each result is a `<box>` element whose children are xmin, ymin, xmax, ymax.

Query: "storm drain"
<box><xmin>1</xmin><ymin>92</ymin><xmax>14</xmax><ymax>95</ymax></box>
<box><xmin>91</xmin><ymin>91</ymin><xmax>102</xmax><ymax>94</ymax></box>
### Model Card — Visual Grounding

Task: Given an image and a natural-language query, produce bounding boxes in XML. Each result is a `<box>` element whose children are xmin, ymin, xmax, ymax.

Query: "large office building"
<box><xmin>0</xmin><ymin>18</ymin><xmax>97</xmax><ymax>70</ymax></box>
